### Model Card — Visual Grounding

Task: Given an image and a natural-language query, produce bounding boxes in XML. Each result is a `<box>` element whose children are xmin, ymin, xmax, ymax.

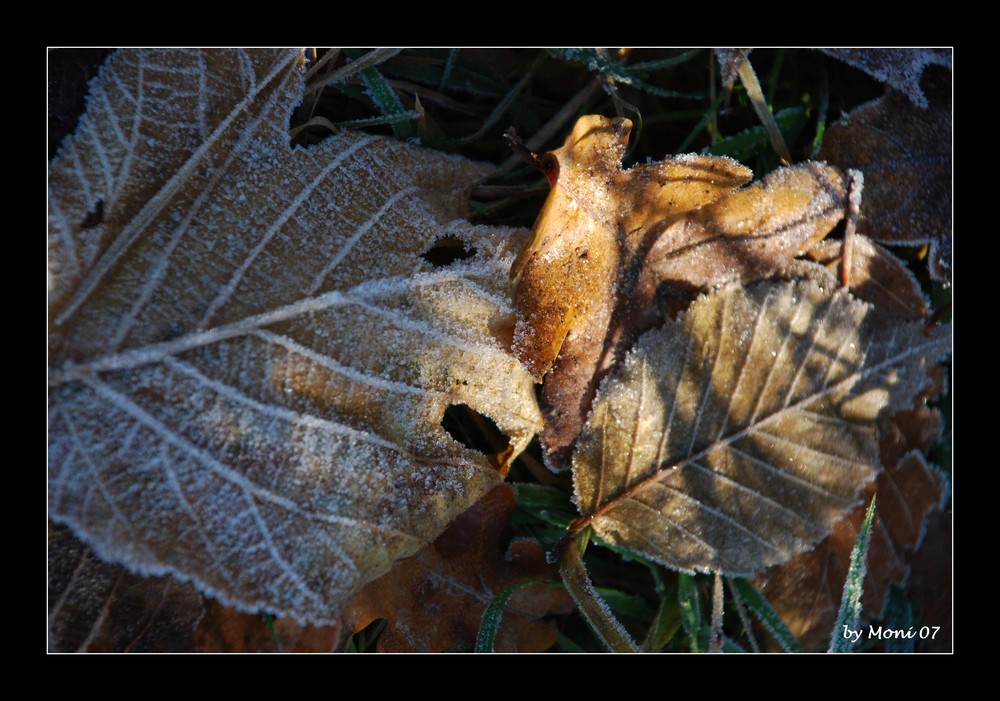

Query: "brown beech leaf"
<box><xmin>753</xmin><ymin>366</ymin><xmax>948</xmax><ymax>651</ymax></box>
<box><xmin>818</xmin><ymin>87</ymin><xmax>952</xmax><ymax>280</ymax></box>
<box><xmin>48</xmin><ymin>49</ymin><xmax>542</xmax><ymax>626</ymax></box>
<box><xmin>510</xmin><ymin>114</ymin><xmax>850</xmax><ymax>470</ymax></box>
<box><xmin>569</xmin><ymin>280</ymin><xmax>951</xmax><ymax>575</ymax></box>
<box><xmin>341</xmin><ymin>484</ymin><xmax>572</xmax><ymax>652</ymax></box>
<box><xmin>819</xmin><ymin>48</ymin><xmax>951</xmax><ymax>109</ymax></box>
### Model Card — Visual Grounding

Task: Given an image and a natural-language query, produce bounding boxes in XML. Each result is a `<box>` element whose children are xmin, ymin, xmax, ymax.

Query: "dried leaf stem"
<box><xmin>558</xmin><ymin>536</ymin><xmax>639</xmax><ymax>653</ymax></box>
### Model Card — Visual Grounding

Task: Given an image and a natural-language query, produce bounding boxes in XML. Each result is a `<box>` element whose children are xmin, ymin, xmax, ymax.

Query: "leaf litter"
<box><xmin>49</xmin><ymin>49</ymin><xmax>953</xmax><ymax>651</ymax></box>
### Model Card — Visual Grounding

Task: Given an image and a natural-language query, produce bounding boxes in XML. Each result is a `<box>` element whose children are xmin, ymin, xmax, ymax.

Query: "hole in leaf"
<box><xmin>421</xmin><ymin>236</ymin><xmax>476</xmax><ymax>267</ymax></box>
<box><xmin>441</xmin><ymin>403</ymin><xmax>510</xmax><ymax>457</ymax></box>
<box><xmin>78</xmin><ymin>199</ymin><xmax>104</xmax><ymax>232</ymax></box>
<box><xmin>343</xmin><ymin>618</ymin><xmax>387</xmax><ymax>652</ymax></box>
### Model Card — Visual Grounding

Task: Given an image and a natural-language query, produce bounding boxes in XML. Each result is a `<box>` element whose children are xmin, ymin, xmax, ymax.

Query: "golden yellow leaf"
<box><xmin>509</xmin><ymin>115</ymin><xmax>849</xmax><ymax>470</ymax></box>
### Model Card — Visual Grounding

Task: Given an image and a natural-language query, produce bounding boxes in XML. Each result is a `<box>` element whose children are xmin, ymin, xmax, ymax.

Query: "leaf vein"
<box><xmin>198</xmin><ymin>135</ymin><xmax>376</xmax><ymax>328</ymax></box>
<box><xmin>307</xmin><ymin>185</ymin><xmax>419</xmax><ymax>296</ymax></box>
<box><xmin>79</xmin><ymin>376</ymin><xmax>389</xmax><ymax>569</ymax></box>
<box><xmin>55</xmin><ymin>49</ymin><xmax>302</xmax><ymax>328</ymax></box>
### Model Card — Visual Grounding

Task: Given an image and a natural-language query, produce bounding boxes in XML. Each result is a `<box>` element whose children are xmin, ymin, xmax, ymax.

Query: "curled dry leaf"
<box><xmin>48</xmin><ymin>49</ymin><xmax>542</xmax><ymax>626</ymax></box>
<box><xmin>341</xmin><ymin>484</ymin><xmax>572</xmax><ymax>652</ymax></box>
<box><xmin>818</xmin><ymin>87</ymin><xmax>952</xmax><ymax>280</ymax></box>
<box><xmin>510</xmin><ymin>114</ymin><xmax>850</xmax><ymax>470</ymax></box>
<box><xmin>509</xmin><ymin>115</ymin><xmax>752</xmax><ymax>381</ymax></box>
<box><xmin>569</xmin><ymin>280</ymin><xmax>951</xmax><ymax>575</ymax></box>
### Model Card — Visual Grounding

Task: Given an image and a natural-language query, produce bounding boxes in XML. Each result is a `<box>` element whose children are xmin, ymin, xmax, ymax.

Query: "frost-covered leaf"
<box><xmin>818</xmin><ymin>86</ymin><xmax>952</xmax><ymax>280</ymax></box>
<box><xmin>752</xmin><ymin>367</ymin><xmax>948</xmax><ymax>651</ymax></box>
<box><xmin>341</xmin><ymin>484</ymin><xmax>572</xmax><ymax>652</ymax></box>
<box><xmin>509</xmin><ymin>115</ymin><xmax>848</xmax><ymax>470</ymax></box>
<box><xmin>48</xmin><ymin>48</ymin><xmax>542</xmax><ymax>626</ymax></box>
<box><xmin>570</xmin><ymin>280</ymin><xmax>951</xmax><ymax>575</ymax></box>
<box><xmin>50</xmin><ymin>485</ymin><xmax>570</xmax><ymax>652</ymax></box>
<box><xmin>49</xmin><ymin>522</ymin><xmax>209</xmax><ymax>652</ymax></box>
<box><xmin>49</xmin><ymin>522</ymin><xmax>346</xmax><ymax>652</ymax></box>
<box><xmin>806</xmin><ymin>234</ymin><xmax>929</xmax><ymax>321</ymax></box>
<box><xmin>819</xmin><ymin>48</ymin><xmax>951</xmax><ymax>109</ymax></box>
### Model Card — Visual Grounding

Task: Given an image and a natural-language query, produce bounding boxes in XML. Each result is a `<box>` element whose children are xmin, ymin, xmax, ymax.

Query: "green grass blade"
<box><xmin>675</xmin><ymin>90</ymin><xmax>727</xmax><ymax>153</ymax></box>
<box><xmin>262</xmin><ymin>612</ymin><xmax>285</xmax><ymax>653</ymax></box>
<box><xmin>333</xmin><ymin>112</ymin><xmax>421</xmax><ymax>130</ymax></box>
<box><xmin>828</xmin><ymin>495</ymin><xmax>877</xmax><ymax>653</ymax></box>
<box><xmin>730</xmin><ymin>578</ymin><xmax>802</xmax><ymax>653</ymax></box>
<box><xmin>642</xmin><ymin>595</ymin><xmax>682</xmax><ymax>652</ymax></box>
<box><xmin>475</xmin><ymin>579</ymin><xmax>554</xmax><ymax>653</ymax></box>
<box><xmin>513</xmin><ymin>483</ymin><xmax>575</xmax><ymax>521</ymax></box>
<box><xmin>595</xmin><ymin>587</ymin><xmax>656</xmax><ymax>619</ymax></box>
<box><xmin>309</xmin><ymin>47</ymin><xmax>402</xmax><ymax>93</ymax></box>
<box><xmin>509</xmin><ymin>484</ymin><xmax>576</xmax><ymax>550</ymax></box>
<box><xmin>439</xmin><ymin>48</ymin><xmax>459</xmax><ymax>91</ymax></box>
<box><xmin>447</xmin><ymin>72</ymin><xmax>531</xmax><ymax>146</ymax></box>
<box><xmin>703</xmin><ymin>106</ymin><xmax>806</xmax><ymax>161</ymax></box>
<box><xmin>629</xmin><ymin>49</ymin><xmax>705</xmax><ymax>71</ymax></box>
<box><xmin>344</xmin><ymin>49</ymin><xmax>414</xmax><ymax>140</ymax></box>
<box><xmin>677</xmin><ymin>572</ymin><xmax>702</xmax><ymax>652</ymax></box>
<box><xmin>810</xmin><ymin>62</ymin><xmax>830</xmax><ymax>156</ymax></box>
<box><xmin>553</xmin><ymin>48</ymin><xmax>706</xmax><ymax>99</ymax></box>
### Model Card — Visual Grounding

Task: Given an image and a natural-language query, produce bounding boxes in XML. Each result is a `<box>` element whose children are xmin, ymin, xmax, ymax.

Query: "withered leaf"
<box><xmin>49</xmin><ymin>522</ymin><xmax>208</xmax><ymax>652</ymax></box>
<box><xmin>753</xmin><ymin>452</ymin><xmax>947</xmax><ymax>651</ymax></box>
<box><xmin>905</xmin><ymin>509</ymin><xmax>952</xmax><ymax>652</ymax></box>
<box><xmin>818</xmin><ymin>88</ymin><xmax>952</xmax><ymax>280</ymax></box>
<box><xmin>569</xmin><ymin>280</ymin><xmax>951</xmax><ymax>575</ymax></box>
<box><xmin>509</xmin><ymin>115</ymin><xmax>753</xmax><ymax>381</ymax></box>
<box><xmin>819</xmin><ymin>48</ymin><xmax>951</xmax><ymax>109</ymax></box>
<box><xmin>49</xmin><ymin>521</ymin><xmax>346</xmax><ymax>652</ymax></box>
<box><xmin>48</xmin><ymin>48</ymin><xmax>542</xmax><ymax>626</ymax></box>
<box><xmin>753</xmin><ymin>367</ymin><xmax>948</xmax><ymax>651</ymax></box>
<box><xmin>806</xmin><ymin>234</ymin><xmax>929</xmax><ymax>321</ymax></box>
<box><xmin>341</xmin><ymin>484</ymin><xmax>572</xmax><ymax>652</ymax></box>
<box><xmin>510</xmin><ymin>114</ymin><xmax>849</xmax><ymax>470</ymax></box>
<box><xmin>50</xmin><ymin>485</ymin><xmax>572</xmax><ymax>652</ymax></box>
